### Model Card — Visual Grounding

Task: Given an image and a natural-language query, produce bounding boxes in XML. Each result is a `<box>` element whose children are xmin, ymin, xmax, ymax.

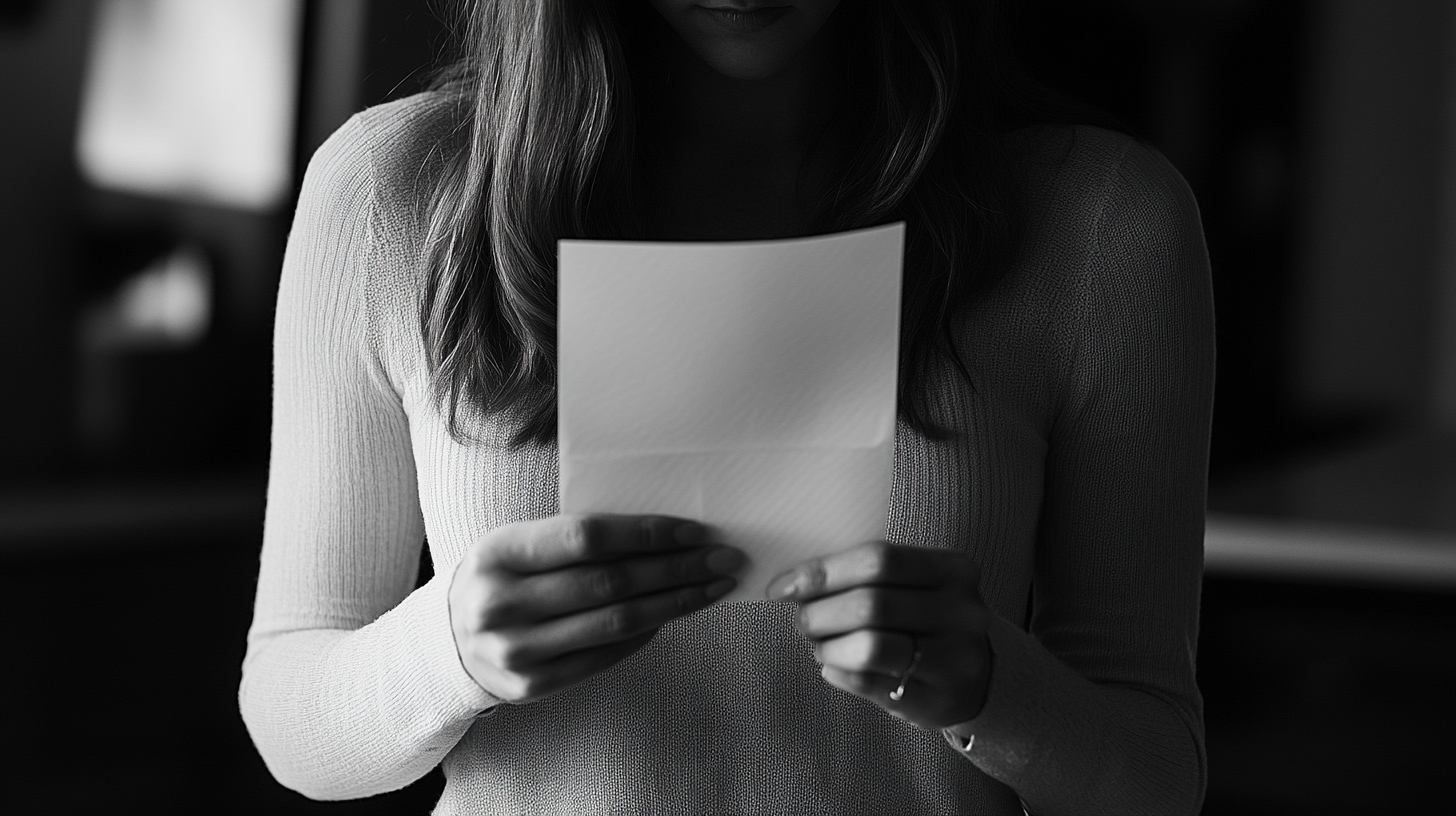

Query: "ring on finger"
<box><xmin>889</xmin><ymin>635</ymin><xmax>921</xmax><ymax>701</ymax></box>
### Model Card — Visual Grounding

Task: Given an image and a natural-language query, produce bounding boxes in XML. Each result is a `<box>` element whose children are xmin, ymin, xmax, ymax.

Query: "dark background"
<box><xmin>3</xmin><ymin>1</ymin><xmax>1453</xmax><ymax>813</ymax></box>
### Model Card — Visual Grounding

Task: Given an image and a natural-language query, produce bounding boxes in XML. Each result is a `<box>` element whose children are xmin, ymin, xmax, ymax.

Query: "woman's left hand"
<box><xmin>767</xmin><ymin>542</ymin><xmax>993</xmax><ymax>731</ymax></box>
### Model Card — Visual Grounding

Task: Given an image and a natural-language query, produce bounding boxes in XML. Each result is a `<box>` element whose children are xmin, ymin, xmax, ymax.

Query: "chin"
<box><xmin>647</xmin><ymin>0</ymin><xmax>844</xmax><ymax>82</ymax></box>
<box><xmin>697</xmin><ymin>46</ymin><xmax>799</xmax><ymax>81</ymax></box>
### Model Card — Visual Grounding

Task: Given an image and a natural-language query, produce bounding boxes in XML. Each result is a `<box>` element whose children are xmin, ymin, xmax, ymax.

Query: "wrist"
<box><xmin>964</xmin><ymin>631</ymin><xmax>993</xmax><ymax>719</ymax></box>
<box><xmin>942</xmin><ymin>629</ymin><xmax>995</xmax><ymax>750</ymax></box>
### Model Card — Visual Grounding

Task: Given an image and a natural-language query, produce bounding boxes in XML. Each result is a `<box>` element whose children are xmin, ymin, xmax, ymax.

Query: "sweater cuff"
<box><xmin>940</xmin><ymin>614</ymin><xmax>1065</xmax><ymax>776</ymax></box>
<box><xmin>408</xmin><ymin>573</ymin><xmax>501</xmax><ymax>724</ymax></box>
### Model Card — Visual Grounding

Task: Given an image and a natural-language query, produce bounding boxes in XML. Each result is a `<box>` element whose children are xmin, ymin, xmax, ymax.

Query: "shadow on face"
<box><xmin>645</xmin><ymin>0</ymin><xmax>844</xmax><ymax>80</ymax></box>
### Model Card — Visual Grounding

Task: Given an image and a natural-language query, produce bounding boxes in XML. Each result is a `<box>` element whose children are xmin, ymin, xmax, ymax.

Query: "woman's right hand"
<box><xmin>449</xmin><ymin>514</ymin><xmax>744</xmax><ymax>703</ymax></box>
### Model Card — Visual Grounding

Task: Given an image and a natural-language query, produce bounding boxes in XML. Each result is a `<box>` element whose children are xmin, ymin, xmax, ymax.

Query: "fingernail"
<box><xmin>705</xmin><ymin>577</ymin><xmax>735</xmax><ymax>600</ymax></box>
<box><xmin>705</xmin><ymin>547</ymin><xmax>745</xmax><ymax>576</ymax></box>
<box><xmin>766</xmin><ymin>571</ymin><xmax>799</xmax><ymax>600</ymax></box>
<box><xmin>673</xmin><ymin>522</ymin><xmax>708</xmax><ymax>546</ymax></box>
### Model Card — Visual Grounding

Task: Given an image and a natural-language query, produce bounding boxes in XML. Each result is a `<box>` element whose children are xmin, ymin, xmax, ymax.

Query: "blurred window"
<box><xmin>75</xmin><ymin>0</ymin><xmax>303</xmax><ymax>210</ymax></box>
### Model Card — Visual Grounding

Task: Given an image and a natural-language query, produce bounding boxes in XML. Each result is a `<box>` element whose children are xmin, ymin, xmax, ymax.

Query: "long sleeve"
<box><xmin>238</xmin><ymin>114</ymin><xmax>497</xmax><ymax>800</ymax></box>
<box><xmin>945</xmin><ymin>134</ymin><xmax>1213</xmax><ymax>816</ymax></box>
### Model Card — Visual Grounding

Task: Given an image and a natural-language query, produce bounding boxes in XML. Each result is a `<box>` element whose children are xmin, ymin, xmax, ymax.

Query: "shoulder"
<box><xmin>293</xmin><ymin>90</ymin><xmax>465</xmax><ymax>334</ymax></box>
<box><xmin>987</xmin><ymin>126</ymin><xmax>1212</xmax><ymax>402</ymax></box>
<box><xmin>286</xmin><ymin>93</ymin><xmax>464</xmax><ymax>385</ymax></box>
<box><xmin>304</xmin><ymin>90</ymin><xmax>465</xmax><ymax>231</ymax></box>
<box><xmin>1006</xmin><ymin>125</ymin><xmax>1203</xmax><ymax>267</ymax></box>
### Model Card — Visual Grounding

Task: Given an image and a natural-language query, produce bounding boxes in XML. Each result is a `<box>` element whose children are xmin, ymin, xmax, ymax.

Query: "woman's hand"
<box><xmin>450</xmin><ymin>514</ymin><xmax>744</xmax><ymax>703</ymax></box>
<box><xmin>767</xmin><ymin>542</ymin><xmax>992</xmax><ymax>730</ymax></box>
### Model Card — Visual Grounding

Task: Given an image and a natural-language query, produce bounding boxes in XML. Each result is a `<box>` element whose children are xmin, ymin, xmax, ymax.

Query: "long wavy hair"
<box><xmin>421</xmin><ymin>0</ymin><xmax>1117</xmax><ymax>446</ymax></box>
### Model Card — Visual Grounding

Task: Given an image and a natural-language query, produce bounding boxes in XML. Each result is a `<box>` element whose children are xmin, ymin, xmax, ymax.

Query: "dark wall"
<box><xmin>1007</xmin><ymin>0</ymin><xmax>1324</xmax><ymax>475</ymax></box>
<box><xmin>0</xmin><ymin>0</ymin><xmax>92</xmax><ymax>483</ymax></box>
<box><xmin>361</xmin><ymin>0</ymin><xmax>451</xmax><ymax>109</ymax></box>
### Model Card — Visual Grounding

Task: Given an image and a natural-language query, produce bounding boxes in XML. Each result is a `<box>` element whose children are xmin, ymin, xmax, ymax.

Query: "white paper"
<box><xmin>558</xmin><ymin>222</ymin><xmax>904</xmax><ymax>602</ymax></box>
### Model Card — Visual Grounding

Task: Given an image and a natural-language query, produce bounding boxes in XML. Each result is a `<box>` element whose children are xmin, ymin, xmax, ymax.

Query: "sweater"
<box><xmin>241</xmin><ymin>91</ymin><xmax>1214</xmax><ymax>816</ymax></box>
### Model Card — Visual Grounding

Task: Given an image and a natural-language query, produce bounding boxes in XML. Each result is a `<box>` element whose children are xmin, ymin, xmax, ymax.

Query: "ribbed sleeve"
<box><xmin>944</xmin><ymin>133</ymin><xmax>1213</xmax><ymax>816</ymax></box>
<box><xmin>239</xmin><ymin>111</ymin><xmax>497</xmax><ymax>801</ymax></box>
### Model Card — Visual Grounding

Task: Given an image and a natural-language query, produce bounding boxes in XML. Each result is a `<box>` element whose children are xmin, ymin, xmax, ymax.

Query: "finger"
<box><xmin>814</xmin><ymin>628</ymin><xmax>917</xmax><ymax>677</ymax></box>
<box><xmin>796</xmin><ymin>586</ymin><xmax>944</xmax><ymax>639</ymax></box>
<box><xmin>821</xmin><ymin>651</ymin><xmax>988</xmax><ymax>731</ymax></box>
<box><xmin>484</xmin><ymin>631</ymin><xmax>656</xmax><ymax>703</ymax></box>
<box><xmin>480</xmin><ymin>578</ymin><xmax>734</xmax><ymax>668</ymax></box>
<box><xmin>820</xmin><ymin>665</ymin><xmax>925</xmax><ymax>716</ymax></box>
<box><xmin>485</xmin><ymin>546</ymin><xmax>745</xmax><ymax>625</ymax></box>
<box><xmin>767</xmin><ymin>542</ymin><xmax>977</xmax><ymax>601</ymax></box>
<box><xmin>479</xmin><ymin>514</ymin><xmax>710</xmax><ymax>573</ymax></box>
<box><xmin>822</xmin><ymin>665</ymin><xmax>902</xmax><ymax>697</ymax></box>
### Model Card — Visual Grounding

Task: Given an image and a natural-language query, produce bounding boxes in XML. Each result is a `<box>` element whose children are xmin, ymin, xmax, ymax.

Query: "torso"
<box><xmin>352</xmin><ymin>94</ymin><xmax>1190</xmax><ymax>814</ymax></box>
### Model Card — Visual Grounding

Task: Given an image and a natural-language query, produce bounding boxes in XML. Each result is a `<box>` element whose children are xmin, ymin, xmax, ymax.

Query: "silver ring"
<box><xmin>889</xmin><ymin>640</ymin><xmax>922</xmax><ymax>702</ymax></box>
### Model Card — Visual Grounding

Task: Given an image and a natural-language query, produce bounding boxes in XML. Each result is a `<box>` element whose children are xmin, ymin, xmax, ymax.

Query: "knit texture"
<box><xmin>241</xmin><ymin>92</ymin><xmax>1214</xmax><ymax>816</ymax></box>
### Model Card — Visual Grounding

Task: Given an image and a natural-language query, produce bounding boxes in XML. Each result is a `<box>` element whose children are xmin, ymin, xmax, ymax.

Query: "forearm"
<box><xmin>945</xmin><ymin>616</ymin><xmax>1205</xmax><ymax>816</ymax></box>
<box><xmin>240</xmin><ymin>574</ymin><xmax>497</xmax><ymax>800</ymax></box>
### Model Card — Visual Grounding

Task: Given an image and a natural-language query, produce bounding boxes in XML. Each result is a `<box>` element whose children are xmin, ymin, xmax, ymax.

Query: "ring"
<box><xmin>889</xmin><ymin>639</ymin><xmax>922</xmax><ymax>702</ymax></box>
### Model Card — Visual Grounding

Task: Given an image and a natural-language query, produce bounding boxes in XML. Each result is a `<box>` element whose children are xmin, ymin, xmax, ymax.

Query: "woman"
<box><xmin>241</xmin><ymin>1</ymin><xmax>1213</xmax><ymax>814</ymax></box>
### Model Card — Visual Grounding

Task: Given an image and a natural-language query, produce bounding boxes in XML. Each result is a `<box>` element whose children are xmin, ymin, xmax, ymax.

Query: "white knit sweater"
<box><xmin>241</xmin><ymin>92</ymin><xmax>1213</xmax><ymax>816</ymax></box>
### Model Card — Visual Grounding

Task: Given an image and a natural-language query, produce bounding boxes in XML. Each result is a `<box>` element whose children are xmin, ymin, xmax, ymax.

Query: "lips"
<box><xmin>697</xmin><ymin>2</ymin><xmax>789</xmax><ymax>9</ymax></box>
<box><xmin>693</xmin><ymin>4</ymin><xmax>793</xmax><ymax>34</ymax></box>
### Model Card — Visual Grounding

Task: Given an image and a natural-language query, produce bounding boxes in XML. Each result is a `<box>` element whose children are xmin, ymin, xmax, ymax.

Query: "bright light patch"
<box><xmin>75</xmin><ymin>0</ymin><xmax>303</xmax><ymax>210</ymax></box>
<box><xmin>116</xmin><ymin>244</ymin><xmax>213</xmax><ymax>345</ymax></box>
<box><xmin>79</xmin><ymin>244</ymin><xmax>213</xmax><ymax>351</ymax></box>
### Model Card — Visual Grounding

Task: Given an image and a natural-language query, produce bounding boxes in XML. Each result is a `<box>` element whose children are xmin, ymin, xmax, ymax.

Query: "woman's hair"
<box><xmin>421</xmin><ymin>0</ymin><xmax>1120</xmax><ymax>446</ymax></box>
